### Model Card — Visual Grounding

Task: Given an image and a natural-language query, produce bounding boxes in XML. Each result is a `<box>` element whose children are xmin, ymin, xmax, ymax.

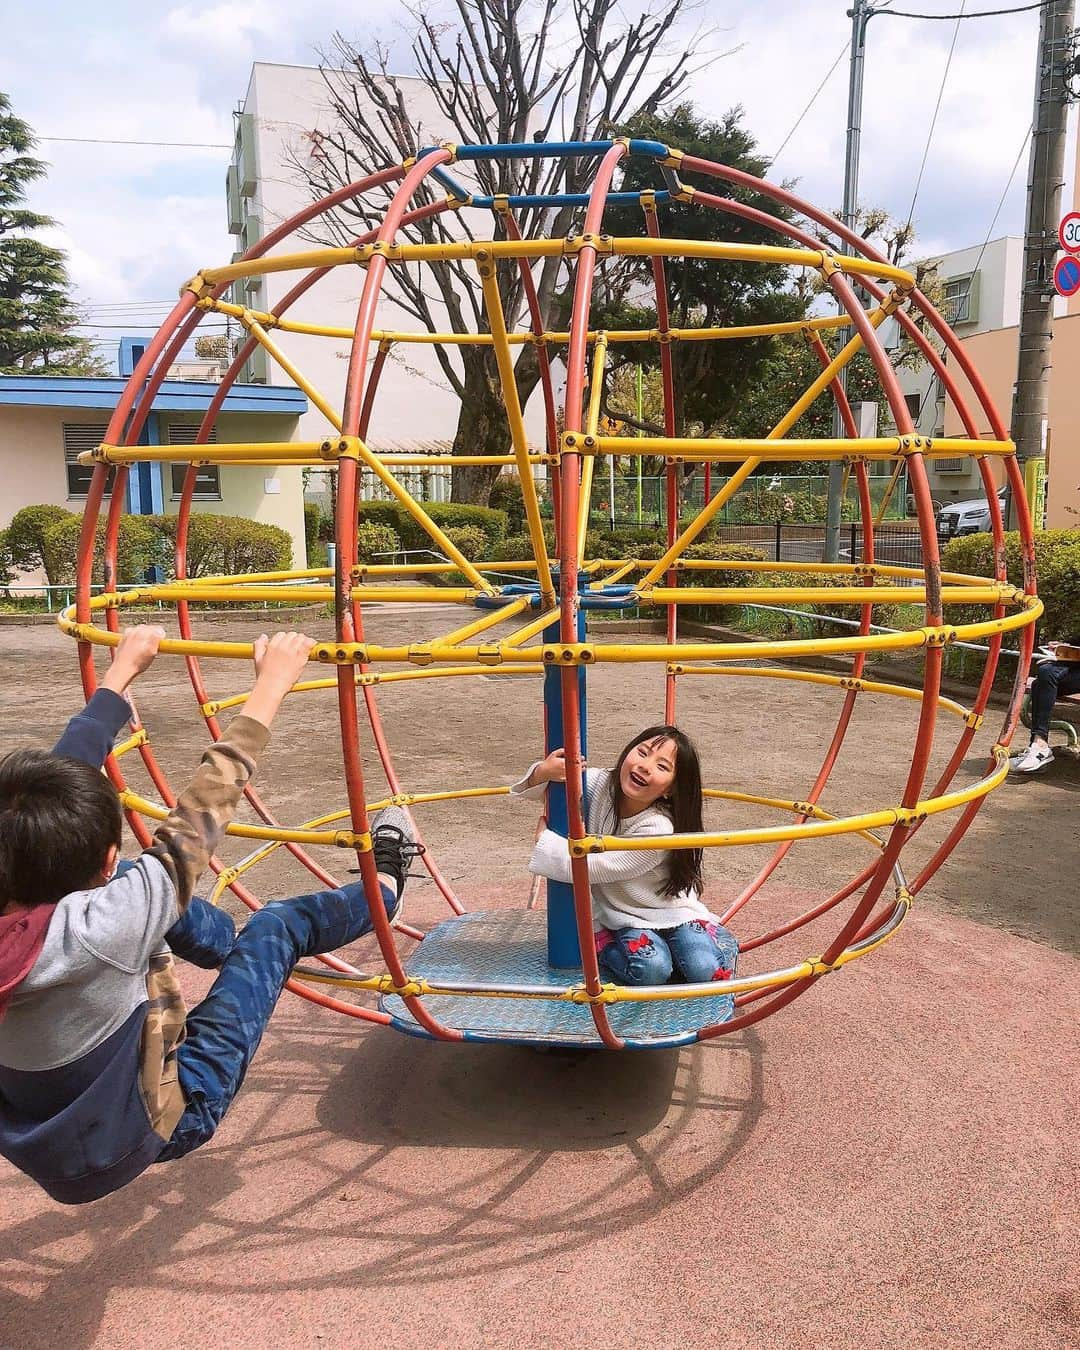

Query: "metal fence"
<box><xmin>712</xmin><ymin>522</ymin><xmax>925</xmax><ymax>569</ymax></box>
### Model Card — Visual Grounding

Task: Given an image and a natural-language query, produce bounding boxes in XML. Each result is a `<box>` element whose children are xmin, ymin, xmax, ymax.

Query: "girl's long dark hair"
<box><xmin>604</xmin><ymin>724</ymin><xmax>704</xmax><ymax>899</ymax></box>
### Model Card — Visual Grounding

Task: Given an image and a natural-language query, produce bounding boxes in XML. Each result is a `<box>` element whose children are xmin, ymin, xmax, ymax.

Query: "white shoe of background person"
<box><xmin>1012</xmin><ymin>743</ymin><xmax>1055</xmax><ymax>774</ymax></box>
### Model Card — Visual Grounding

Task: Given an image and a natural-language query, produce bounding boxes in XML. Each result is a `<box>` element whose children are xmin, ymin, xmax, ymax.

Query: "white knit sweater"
<box><xmin>510</xmin><ymin>764</ymin><xmax>717</xmax><ymax>932</ymax></box>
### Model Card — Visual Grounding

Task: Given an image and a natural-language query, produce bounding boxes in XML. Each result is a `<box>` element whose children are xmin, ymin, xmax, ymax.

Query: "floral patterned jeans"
<box><xmin>596</xmin><ymin>919</ymin><xmax>739</xmax><ymax>986</ymax></box>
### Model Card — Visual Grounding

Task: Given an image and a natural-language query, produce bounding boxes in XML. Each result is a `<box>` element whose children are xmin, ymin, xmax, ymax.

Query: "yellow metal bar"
<box><xmin>377</xmin><ymin>454</ymin><xmax>552</xmax><ymax>466</ymax></box>
<box><xmin>84</xmin><ymin>441</ymin><xmax>331</xmax><ymax>466</ymax></box>
<box><xmin>576</xmin><ymin>332</ymin><xmax>608</xmax><ymax>565</ymax></box>
<box><xmin>500</xmin><ymin>608</ymin><xmax>562</xmax><ymax>650</ymax></box>
<box><xmin>642</xmin><ymin>584</ymin><xmax>1016</xmax><ymax>606</ymax></box>
<box><xmin>194</xmin><ymin>237</ymin><xmax>915</xmax><ymax>288</ymax></box>
<box><xmin>435</xmin><ymin>596</ymin><xmax>533</xmax><ymax>647</ymax></box>
<box><xmin>670</xmin><ymin>663</ymin><xmax>972</xmax><ymax>721</ymax></box>
<box><xmin>476</xmin><ymin>258</ymin><xmax>555</xmax><ymax>603</ymax></box>
<box><xmin>873</xmin><ymin>460</ymin><xmax>907</xmax><ymax>526</ymax></box>
<box><xmin>346</xmin><ymin>435</ymin><xmax>496</xmax><ymax>594</ymax></box>
<box><xmin>60</xmin><ymin>596</ymin><xmax>1041</xmax><ymax>663</ymax></box>
<box><xmin>203</xmin><ymin>663</ymin><xmax>543</xmax><ymax>715</ymax></box>
<box><xmin>589</xmin><ymin>559</ymin><xmax>639</xmax><ymax>590</ymax></box>
<box><xmin>571</xmin><ymin>749</ymin><xmax>1009</xmax><ymax>854</ymax></box>
<box><xmin>243</xmin><ymin>314</ymin><xmax>343</xmax><ymax>429</ymax></box>
<box><xmin>202</xmin><ymin>293</ymin><xmax>854</xmax><ymax>347</ymax></box>
<box><xmin>635</xmin><ymin>301</ymin><xmax>894</xmax><ymax>589</ymax></box>
<box><xmin>118</xmin><ymin>786</ymin><xmax>372</xmax><ymax>848</ymax></box>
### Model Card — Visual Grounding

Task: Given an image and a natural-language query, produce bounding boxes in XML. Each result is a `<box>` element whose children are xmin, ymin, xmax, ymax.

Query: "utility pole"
<box><xmin>825</xmin><ymin>0</ymin><xmax>874</xmax><ymax>562</ymax></box>
<box><xmin>1009</xmin><ymin>0</ymin><xmax>1075</xmax><ymax>530</ymax></box>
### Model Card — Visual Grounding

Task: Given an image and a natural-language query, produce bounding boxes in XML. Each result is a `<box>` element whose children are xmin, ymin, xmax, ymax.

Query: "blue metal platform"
<box><xmin>380</xmin><ymin>909</ymin><xmax>735</xmax><ymax>1049</ymax></box>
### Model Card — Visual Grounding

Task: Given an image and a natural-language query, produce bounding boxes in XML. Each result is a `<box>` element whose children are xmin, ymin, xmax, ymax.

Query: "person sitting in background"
<box><xmin>1012</xmin><ymin>634</ymin><xmax>1080</xmax><ymax>773</ymax></box>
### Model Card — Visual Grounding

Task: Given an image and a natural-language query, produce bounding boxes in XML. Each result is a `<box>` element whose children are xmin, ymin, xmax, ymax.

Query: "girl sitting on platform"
<box><xmin>511</xmin><ymin>726</ymin><xmax>738</xmax><ymax>986</ymax></box>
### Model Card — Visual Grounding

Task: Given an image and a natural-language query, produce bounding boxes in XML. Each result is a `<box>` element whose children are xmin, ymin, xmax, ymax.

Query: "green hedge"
<box><xmin>41</xmin><ymin>512</ymin><xmax>292</xmax><ymax>587</ymax></box>
<box><xmin>356</xmin><ymin>521</ymin><xmax>400</xmax><ymax>564</ymax></box>
<box><xmin>359</xmin><ymin>500</ymin><xmax>508</xmax><ymax>556</ymax></box>
<box><xmin>43</xmin><ymin>514</ymin><xmax>167</xmax><ymax>587</ymax></box>
<box><xmin>942</xmin><ymin>528</ymin><xmax>1080</xmax><ymax>640</ymax></box>
<box><xmin>488</xmin><ymin>475</ymin><xmax>527</xmax><ymax>533</ymax></box>
<box><xmin>6</xmin><ymin>504</ymin><xmax>76</xmax><ymax>584</ymax></box>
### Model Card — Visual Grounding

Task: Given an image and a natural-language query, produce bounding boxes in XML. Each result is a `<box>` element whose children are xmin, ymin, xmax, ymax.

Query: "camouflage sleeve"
<box><xmin>145</xmin><ymin>715</ymin><xmax>270</xmax><ymax>911</ymax></box>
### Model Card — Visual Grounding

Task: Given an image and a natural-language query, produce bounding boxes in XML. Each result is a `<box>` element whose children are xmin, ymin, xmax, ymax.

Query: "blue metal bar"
<box><xmin>421</xmin><ymin>138</ymin><xmax>671</xmax><ymax>162</ymax></box>
<box><xmin>543</xmin><ymin>608</ymin><xmax>587</xmax><ymax>968</ymax></box>
<box><xmin>433</xmin><ymin>140</ymin><xmax>614</xmax><ymax>161</ymax></box>
<box><xmin>430</xmin><ymin>165</ymin><xmax>473</xmax><ymax>200</ymax></box>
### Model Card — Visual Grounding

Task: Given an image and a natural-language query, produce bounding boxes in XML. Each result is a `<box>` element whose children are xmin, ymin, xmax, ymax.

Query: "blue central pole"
<box><xmin>542</xmin><ymin>607</ymin><xmax>587</xmax><ymax>968</ymax></box>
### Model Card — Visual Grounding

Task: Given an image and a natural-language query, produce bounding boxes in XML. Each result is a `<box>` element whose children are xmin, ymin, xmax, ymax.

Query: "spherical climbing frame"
<box><xmin>64</xmin><ymin>139</ymin><xmax>1041</xmax><ymax>1049</ymax></box>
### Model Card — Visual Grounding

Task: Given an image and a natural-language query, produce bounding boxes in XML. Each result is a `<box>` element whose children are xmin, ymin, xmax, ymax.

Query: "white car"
<box><xmin>936</xmin><ymin>488</ymin><xmax>1007</xmax><ymax>540</ymax></box>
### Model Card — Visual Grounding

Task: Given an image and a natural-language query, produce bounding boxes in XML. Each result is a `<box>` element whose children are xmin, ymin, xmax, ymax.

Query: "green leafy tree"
<box><xmin>595</xmin><ymin>103</ymin><xmax>807</xmax><ymax>467</ymax></box>
<box><xmin>0</xmin><ymin>93</ymin><xmax>107</xmax><ymax>375</ymax></box>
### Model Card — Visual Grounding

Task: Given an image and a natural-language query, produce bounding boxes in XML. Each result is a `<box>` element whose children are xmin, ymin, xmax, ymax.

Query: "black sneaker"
<box><xmin>369</xmin><ymin>805</ymin><xmax>424</xmax><ymax>920</ymax></box>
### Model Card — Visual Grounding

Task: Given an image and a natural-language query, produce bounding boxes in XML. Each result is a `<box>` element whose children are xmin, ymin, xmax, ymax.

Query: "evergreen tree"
<box><xmin>0</xmin><ymin>93</ymin><xmax>107</xmax><ymax>375</ymax></box>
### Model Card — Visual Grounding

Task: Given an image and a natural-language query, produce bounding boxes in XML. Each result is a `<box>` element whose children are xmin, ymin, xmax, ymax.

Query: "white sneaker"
<box><xmin>1012</xmin><ymin>744</ymin><xmax>1054</xmax><ymax>774</ymax></box>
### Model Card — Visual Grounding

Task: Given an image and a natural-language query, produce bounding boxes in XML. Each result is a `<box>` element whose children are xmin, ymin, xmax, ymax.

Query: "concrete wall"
<box><xmin>235</xmin><ymin>62</ymin><xmax>554</xmax><ymax>454</ymax></box>
<box><xmin>943</xmin><ymin>313</ymin><xmax>1080</xmax><ymax>528</ymax></box>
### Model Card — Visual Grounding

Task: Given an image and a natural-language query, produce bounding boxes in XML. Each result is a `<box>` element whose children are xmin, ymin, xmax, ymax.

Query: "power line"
<box><xmin>38</xmin><ymin>135</ymin><xmax>231</xmax><ymax>149</ymax></box>
<box><xmin>878</xmin><ymin>1</ymin><xmax>1052</xmax><ymax>18</ymax></box>
<box><xmin>771</xmin><ymin>39</ymin><xmax>850</xmax><ymax>164</ymax></box>
<box><xmin>904</xmin><ymin>2</ymin><xmax>967</xmax><ymax>229</ymax></box>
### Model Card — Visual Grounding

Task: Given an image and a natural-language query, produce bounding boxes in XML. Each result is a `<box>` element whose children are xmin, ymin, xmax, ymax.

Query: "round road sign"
<box><xmin>1059</xmin><ymin>211</ymin><xmax>1080</xmax><ymax>253</ymax></box>
<box><xmin>1054</xmin><ymin>254</ymin><xmax>1080</xmax><ymax>299</ymax></box>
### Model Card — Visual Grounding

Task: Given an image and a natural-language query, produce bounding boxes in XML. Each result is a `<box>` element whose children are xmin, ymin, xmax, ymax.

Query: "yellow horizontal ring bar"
<box><xmin>702</xmin><ymin>787</ymin><xmax>885</xmax><ymax>848</ymax></box>
<box><xmin>641</xmin><ymin>585</ymin><xmax>1017</xmax><ymax>606</ymax></box>
<box><xmin>194</xmin><ymin>237</ymin><xmax>914</xmax><ymax>288</ymax></box>
<box><xmin>670</xmin><ymin>664</ymin><xmax>972</xmax><ymax>722</ymax></box>
<box><xmin>117</xmin><ymin>786</ymin><xmax>372</xmax><ymax>848</ymax></box>
<box><xmin>59</xmin><ymin>597</ymin><xmax>1041</xmax><ymax>664</ymax></box>
<box><xmin>203</xmin><ymin>293</ymin><xmax>853</xmax><ymax>346</ymax></box>
<box><xmin>571</xmin><ymin>749</ymin><xmax>1009</xmax><ymax>854</ymax></box>
<box><xmin>586</xmin><ymin>436</ymin><xmax>1015</xmax><ymax>459</ymax></box>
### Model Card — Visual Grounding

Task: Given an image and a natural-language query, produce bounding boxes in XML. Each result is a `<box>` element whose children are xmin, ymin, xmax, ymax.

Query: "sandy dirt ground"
<box><xmin>0</xmin><ymin>609</ymin><xmax>1077</xmax><ymax>1349</ymax></box>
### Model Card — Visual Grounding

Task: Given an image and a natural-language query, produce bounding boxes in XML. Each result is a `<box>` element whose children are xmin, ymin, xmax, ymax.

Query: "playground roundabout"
<box><xmin>59</xmin><ymin>138</ymin><xmax>1041</xmax><ymax>1049</ymax></box>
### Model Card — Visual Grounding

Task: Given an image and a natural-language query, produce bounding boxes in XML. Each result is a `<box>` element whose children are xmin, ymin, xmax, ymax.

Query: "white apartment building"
<box><xmin>892</xmin><ymin>236</ymin><xmax>1026</xmax><ymax>502</ymax></box>
<box><xmin>225</xmin><ymin>62</ymin><xmax>552</xmax><ymax>506</ymax></box>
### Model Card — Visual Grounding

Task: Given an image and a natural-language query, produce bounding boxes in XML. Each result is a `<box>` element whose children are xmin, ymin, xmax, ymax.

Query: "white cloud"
<box><xmin>1</xmin><ymin>0</ymin><xmax>1072</xmax><ymax>367</ymax></box>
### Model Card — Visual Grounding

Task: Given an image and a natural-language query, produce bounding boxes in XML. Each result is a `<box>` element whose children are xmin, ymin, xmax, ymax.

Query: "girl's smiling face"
<box><xmin>618</xmin><ymin>736</ymin><xmax>677</xmax><ymax>815</ymax></box>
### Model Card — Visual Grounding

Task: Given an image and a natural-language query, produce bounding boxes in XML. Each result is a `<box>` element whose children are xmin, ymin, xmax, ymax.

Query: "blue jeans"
<box><xmin>598</xmin><ymin>920</ymin><xmax>739</xmax><ymax>986</ymax></box>
<box><xmin>1029</xmin><ymin>660</ymin><xmax>1080</xmax><ymax>741</ymax></box>
<box><xmin>155</xmin><ymin>880</ymin><xmax>394</xmax><ymax>1162</ymax></box>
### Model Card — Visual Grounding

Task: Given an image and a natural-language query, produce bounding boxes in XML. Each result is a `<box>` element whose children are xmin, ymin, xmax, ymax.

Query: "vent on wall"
<box><xmin>63</xmin><ymin>423</ymin><xmax>115</xmax><ymax>497</ymax></box>
<box><xmin>166</xmin><ymin>423</ymin><xmax>221</xmax><ymax>498</ymax></box>
<box><xmin>935</xmin><ymin>457</ymin><xmax>966</xmax><ymax>474</ymax></box>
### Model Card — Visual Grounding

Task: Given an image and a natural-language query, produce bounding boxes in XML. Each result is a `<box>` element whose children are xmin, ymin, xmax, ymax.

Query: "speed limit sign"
<box><xmin>1060</xmin><ymin>211</ymin><xmax>1080</xmax><ymax>253</ymax></box>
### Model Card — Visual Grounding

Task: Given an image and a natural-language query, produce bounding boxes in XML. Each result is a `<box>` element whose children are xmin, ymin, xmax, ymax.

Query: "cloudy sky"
<box><xmin>3</xmin><ymin>0</ymin><xmax>1075</xmax><ymax>366</ymax></box>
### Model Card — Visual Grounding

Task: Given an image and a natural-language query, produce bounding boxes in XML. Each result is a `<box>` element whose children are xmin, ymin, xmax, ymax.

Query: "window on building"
<box><xmin>904</xmin><ymin>392</ymin><xmax>921</xmax><ymax>422</ymax></box>
<box><xmin>63</xmin><ymin>424</ymin><xmax>116</xmax><ymax>498</ymax></box>
<box><xmin>944</xmin><ymin>274</ymin><xmax>976</xmax><ymax>324</ymax></box>
<box><xmin>166</xmin><ymin>423</ymin><xmax>221</xmax><ymax>499</ymax></box>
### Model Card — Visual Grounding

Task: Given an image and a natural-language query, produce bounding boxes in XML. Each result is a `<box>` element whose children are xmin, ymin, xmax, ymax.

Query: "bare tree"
<box><xmin>290</xmin><ymin>0</ymin><xmax>726</xmax><ymax>502</ymax></box>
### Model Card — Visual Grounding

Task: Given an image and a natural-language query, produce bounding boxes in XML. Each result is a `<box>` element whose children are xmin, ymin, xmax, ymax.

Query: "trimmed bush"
<box><xmin>359</xmin><ymin>500</ymin><xmax>508</xmax><ymax>556</ymax></box>
<box><xmin>6</xmin><ymin>504</ymin><xmax>76</xmax><ymax>583</ymax></box>
<box><xmin>942</xmin><ymin>528</ymin><xmax>1080</xmax><ymax>640</ymax></box>
<box><xmin>491</xmin><ymin>531</ymin><xmax>535</xmax><ymax>563</ymax></box>
<box><xmin>488</xmin><ymin>475</ymin><xmax>527</xmax><ymax>533</ymax></box>
<box><xmin>443</xmin><ymin>524</ymin><xmax>488</xmax><ymax>562</ymax></box>
<box><xmin>42</xmin><ymin>514</ymin><xmax>165</xmax><ymax>587</ymax></box>
<box><xmin>153</xmin><ymin>514</ymin><xmax>291</xmax><ymax>578</ymax></box>
<box><xmin>356</xmin><ymin>521</ymin><xmax>400</xmax><ymax>564</ymax></box>
<box><xmin>304</xmin><ymin>502</ymin><xmax>321</xmax><ymax>554</ymax></box>
<box><xmin>0</xmin><ymin>529</ymin><xmax>15</xmax><ymax>588</ymax></box>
